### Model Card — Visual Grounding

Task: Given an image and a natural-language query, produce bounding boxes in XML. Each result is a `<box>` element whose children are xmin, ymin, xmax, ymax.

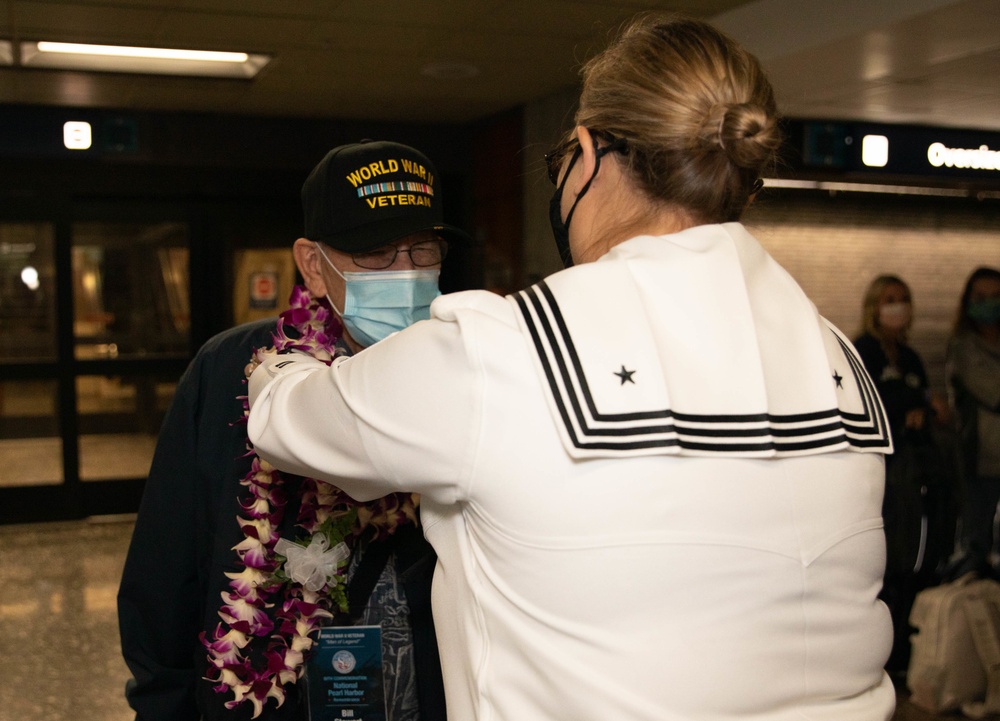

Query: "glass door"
<box><xmin>0</xmin><ymin>209</ymin><xmax>191</xmax><ymax>523</ymax></box>
<box><xmin>0</xmin><ymin>222</ymin><xmax>63</xmax><ymax>489</ymax></box>
<box><xmin>71</xmin><ymin>220</ymin><xmax>189</xmax><ymax>484</ymax></box>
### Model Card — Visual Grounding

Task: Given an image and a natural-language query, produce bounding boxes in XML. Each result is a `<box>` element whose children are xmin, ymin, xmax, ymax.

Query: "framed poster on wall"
<box><xmin>233</xmin><ymin>249</ymin><xmax>296</xmax><ymax>327</ymax></box>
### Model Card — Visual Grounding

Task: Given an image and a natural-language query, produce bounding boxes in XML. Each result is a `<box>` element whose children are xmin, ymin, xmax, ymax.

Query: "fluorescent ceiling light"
<box><xmin>19</xmin><ymin>41</ymin><xmax>269</xmax><ymax>78</ymax></box>
<box><xmin>0</xmin><ymin>41</ymin><xmax>12</xmax><ymax>66</ymax></box>
<box><xmin>37</xmin><ymin>41</ymin><xmax>249</xmax><ymax>63</ymax></box>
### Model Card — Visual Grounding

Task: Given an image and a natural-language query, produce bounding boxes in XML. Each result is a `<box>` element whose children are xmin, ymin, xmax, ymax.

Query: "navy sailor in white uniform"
<box><xmin>248</xmin><ymin>15</ymin><xmax>895</xmax><ymax>721</ymax></box>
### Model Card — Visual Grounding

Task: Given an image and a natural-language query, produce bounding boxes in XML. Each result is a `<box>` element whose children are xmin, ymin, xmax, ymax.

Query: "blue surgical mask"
<box><xmin>316</xmin><ymin>246</ymin><xmax>441</xmax><ymax>346</ymax></box>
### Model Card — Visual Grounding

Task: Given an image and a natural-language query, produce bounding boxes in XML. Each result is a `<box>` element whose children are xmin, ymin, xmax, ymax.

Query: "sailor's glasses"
<box><xmin>545</xmin><ymin>138</ymin><xmax>579</xmax><ymax>185</ymax></box>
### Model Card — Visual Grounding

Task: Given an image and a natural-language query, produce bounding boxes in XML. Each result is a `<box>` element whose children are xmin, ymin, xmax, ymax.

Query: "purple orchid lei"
<box><xmin>201</xmin><ymin>284</ymin><xmax>419</xmax><ymax>718</ymax></box>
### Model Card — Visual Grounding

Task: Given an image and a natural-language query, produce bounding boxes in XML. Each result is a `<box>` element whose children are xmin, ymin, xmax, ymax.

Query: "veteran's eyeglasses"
<box><xmin>351</xmin><ymin>238</ymin><xmax>448</xmax><ymax>270</ymax></box>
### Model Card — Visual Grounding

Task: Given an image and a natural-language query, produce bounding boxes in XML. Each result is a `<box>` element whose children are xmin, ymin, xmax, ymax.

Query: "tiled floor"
<box><xmin>0</xmin><ymin>518</ymin><xmax>967</xmax><ymax>721</ymax></box>
<box><xmin>0</xmin><ymin>518</ymin><xmax>135</xmax><ymax>721</ymax></box>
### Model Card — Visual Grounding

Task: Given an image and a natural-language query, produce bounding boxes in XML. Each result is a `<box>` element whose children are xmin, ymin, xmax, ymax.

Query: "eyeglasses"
<box><xmin>351</xmin><ymin>238</ymin><xmax>448</xmax><ymax>270</ymax></box>
<box><xmin>544</xmin><ymin>131</ymin><xmax>629</xmax><ymax>186</ymax></box>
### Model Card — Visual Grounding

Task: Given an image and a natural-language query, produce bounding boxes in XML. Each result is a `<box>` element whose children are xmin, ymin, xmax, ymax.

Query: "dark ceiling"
<box><xmin>1</xmin><ymin>0</ymin><xmax>998</xmax><ymax>131</ymax></box>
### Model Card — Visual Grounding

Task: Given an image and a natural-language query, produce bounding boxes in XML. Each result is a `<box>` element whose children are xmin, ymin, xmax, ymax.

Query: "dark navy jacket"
<box><xmin>117</xmin><ymin>319</ymin><xmax>445</xmax><ymax>721</ymax></box>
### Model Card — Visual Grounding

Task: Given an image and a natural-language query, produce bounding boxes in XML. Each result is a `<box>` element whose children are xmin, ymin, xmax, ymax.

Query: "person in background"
<box><xmin>853</xmin><ymin>274</ymin><xmax>955</xmax><ymax>680</ymax></box>
<box><xmin>854</xmin><ymin>275</ymin><xmax>947</xmax><ymax>437</ymax></box>
<box><xmin>117</xmin><ymin>140</ymin><xmax>466</xmax><ymax>721</ymax></box>
<box><xmin>247</xmin><ymin>15</ymin><xmax>895</xmax><ymax>721</ymax></box>
<box><xmin>947</xmin><ymin>266</ymin><xmax>1000</xmax><ymax>579</ymax></box>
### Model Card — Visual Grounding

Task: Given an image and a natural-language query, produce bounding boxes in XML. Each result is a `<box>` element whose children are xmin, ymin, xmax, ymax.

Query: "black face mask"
<box><xmin>549</xmin><ymin>146</ymin><xmax>582</xmax><ymax>268</ymax></box>
<box><xmin>548</xmin><ymin>138</ymin><xmax>627</xmax><ymax>269</ymax></box>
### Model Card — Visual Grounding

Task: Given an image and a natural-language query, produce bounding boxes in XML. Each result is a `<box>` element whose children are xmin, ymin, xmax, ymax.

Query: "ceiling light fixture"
<box><xmin>19</xmin><ymin>41</ymin><xmax>270</xmax><ymax>78</ymax></box>
<box><xmin>38</xmin><ymin>41</ymin><xmax>249</xmax><ymax>63</ymax></box>
<box><xmin>0</xmin><ymin>40</ymin><xmax>12</xmax><ymax>66</ymax></box>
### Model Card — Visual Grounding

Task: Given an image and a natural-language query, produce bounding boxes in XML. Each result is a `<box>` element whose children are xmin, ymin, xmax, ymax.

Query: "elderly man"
<box><xmin>118</xmin><ymin>140</ymin><xmax>468</xmax><ymax>721</ymax></box>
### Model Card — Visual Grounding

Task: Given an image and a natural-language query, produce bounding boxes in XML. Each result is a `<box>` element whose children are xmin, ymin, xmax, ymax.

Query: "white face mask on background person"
<box><xmin>315</xmin><ymin>245</ymin><xmax>441</xmax><ymax>347</ymax></box>
<box><xmin>878</xmin><ymin>301</ymin><xmax>912</xmax><ymax>331</ymax></box>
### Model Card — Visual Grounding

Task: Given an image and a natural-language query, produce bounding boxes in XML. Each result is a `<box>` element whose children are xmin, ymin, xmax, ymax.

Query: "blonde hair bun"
<box><xmin>716</xmin><ymin>103</ymin><xmax>782</xmax><ymax>170</ymax></box>
<box><xmin>576</xmin><ymin>14</ymin><xmax>781</xmax><ymax>223</ymax></box>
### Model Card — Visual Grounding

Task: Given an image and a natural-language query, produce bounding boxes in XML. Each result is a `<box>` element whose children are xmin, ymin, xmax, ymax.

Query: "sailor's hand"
<box><xmin>244</xmin><ymin>347</ymin><xmax>278</xmax><ymax>379</ymax></box>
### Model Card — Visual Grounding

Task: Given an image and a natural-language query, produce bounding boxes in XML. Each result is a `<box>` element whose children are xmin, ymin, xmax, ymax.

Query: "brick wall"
<box><xmin>744</xmin><ymin>191</ymin><xmax>1000</xmax><ymax>392</ymax></box>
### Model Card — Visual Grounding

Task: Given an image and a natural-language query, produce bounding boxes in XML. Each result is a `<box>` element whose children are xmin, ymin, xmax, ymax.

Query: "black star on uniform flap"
<box><xmin>614</xmin><ymin>365</ymin><xmax>636</xmax><ymax>385</ymax></box>
<box><xmin>833</xmin><ymin>370</ymin><xmax>844</xmax><ymax>389</ymax></box>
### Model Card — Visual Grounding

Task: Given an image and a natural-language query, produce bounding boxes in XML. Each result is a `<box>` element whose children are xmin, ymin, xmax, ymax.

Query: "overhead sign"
<box><xmin>926</xmin><ymin>142</ymin><xmax>1000</xmax><ymax>171</ymax></box>
<box><xmin>0</xmin><ymin>107</ymin><xmax>139</xmax><ymax>157</ymax></box>
<box><xmin>798</xmin><ymin>120</ymin><xmax>1000</xmax><ymax>182</ymax></box>
<box><xmin>63</xmin><ymin>121</ymin><xmax>92</xmax><ymax>150</ymax></box>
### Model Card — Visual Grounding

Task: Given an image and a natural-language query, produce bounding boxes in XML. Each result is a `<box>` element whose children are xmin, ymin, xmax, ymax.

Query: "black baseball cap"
<box><xmin>302</xmin><ymin>140</ymin><xmax>471</xmax><ymax>253</ymax></box>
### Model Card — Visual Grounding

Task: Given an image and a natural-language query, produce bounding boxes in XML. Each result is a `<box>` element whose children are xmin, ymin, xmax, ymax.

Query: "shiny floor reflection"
<box><xmin>0</xmin><ymin>517</ymin><xmax>957</xmax><ymax>721</ymax></box>
<box><xmin>0</xmin><ymin>517</ymin><xmax>135</xmax><ymax>721</ymax></box>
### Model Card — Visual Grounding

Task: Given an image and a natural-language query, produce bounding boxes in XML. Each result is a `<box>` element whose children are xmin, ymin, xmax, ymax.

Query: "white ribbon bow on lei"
<box><xmin>274</xmin><ymin>535</ymin><xmax>351</xmax><ymax>593</ymax></box>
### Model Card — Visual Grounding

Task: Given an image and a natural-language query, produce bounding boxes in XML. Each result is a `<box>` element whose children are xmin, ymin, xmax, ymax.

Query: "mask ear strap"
<box><xmin>315</xmin><ymin>244</ymin><xmax>348</xmax><ymax>282</ymax></box>
<box><xmin>313</xmin><ymin>244</ymin><xmax>347</xmax><ymax>316</ymax></box>
<box><xmin>563</xmin><ymin>137</ymin><xmax>626</xmax><ymax>229</ymax></box>
<box><xmin>555</xmin><ymin>146</ymin><xmax>582</xmax><ymax>194</ymax></box>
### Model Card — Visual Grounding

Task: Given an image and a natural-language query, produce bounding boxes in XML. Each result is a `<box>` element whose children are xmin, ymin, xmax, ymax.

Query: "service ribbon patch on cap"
<box><xmin>345</xmin><ymin>157</ymin><xmax>435</xmax><ymax>210</ymax></box>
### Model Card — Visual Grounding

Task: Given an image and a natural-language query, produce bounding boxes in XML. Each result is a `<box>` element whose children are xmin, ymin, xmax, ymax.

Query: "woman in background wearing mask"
<box><xmin>853</xmin><ymin>274</ymin><xmax>952</xmax><ymax>679</ymax></box>
<box><xmin>854</xmin><ymin>275</ymin><xmax>937</xmax><ymax>438</ymax></box>
<box><xmin>948</xmin><ymin>266</ymin><xmax>1000</xmax><ymax>578</ymax></box>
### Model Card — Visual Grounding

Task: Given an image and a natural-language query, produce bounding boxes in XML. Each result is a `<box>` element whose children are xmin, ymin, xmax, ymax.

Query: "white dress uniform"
<box><xmin>248</xmin><ymin>223</ymin><xmax>896</xmax><ymax>721</ymax></box>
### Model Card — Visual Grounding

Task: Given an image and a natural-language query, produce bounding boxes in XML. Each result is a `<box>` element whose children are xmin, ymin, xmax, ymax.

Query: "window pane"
<box><xmin>0</xmin><ymin>223</ymin><xmax>57</xmax><ymax>362</ymax></box>
<box><xmin>73</xmin><ymin>222</ymin><xmax>190</xmax><ymax>360</ymax></box>
<box><xmin>77</xmin><ymin>375</ymin><xmax>177</xmax><ymax>481</ymax></box>
<box><xmin>0</xmin><ymin>380</ymin><xmax>62</xmax><ymax>487</ymax></box>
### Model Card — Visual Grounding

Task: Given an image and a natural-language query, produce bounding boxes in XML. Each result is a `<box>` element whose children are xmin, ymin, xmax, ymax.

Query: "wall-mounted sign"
<box><xmin>233</xmin><ymin>250</ymin><xmax>295</xmax><ymax>326</ymax></box>
<box><xmin>249</xmin><ymin>270</ymin><xmax>278</xmax><ymax>309</ymax></box>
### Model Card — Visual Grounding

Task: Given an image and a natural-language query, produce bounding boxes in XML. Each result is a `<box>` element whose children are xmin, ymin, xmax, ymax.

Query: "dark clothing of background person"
<box><xmin>853</xmin><ymin>331</ymin><xmax>953</xmax><ymax>680</ymax></box>
<box><xmin>117</xmin><ymin>318</ymin><xmax>445</xmax><ymax>721</ymax></box>
<box><xmin>853</xmin><ymin>332</ymin><xmax>930</xmax><ymax>440</ymax></box>
<box><xmin>948</xmin><ymin>330</ymin><xmax>1000</xmax><ymax>579</ymax></box>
